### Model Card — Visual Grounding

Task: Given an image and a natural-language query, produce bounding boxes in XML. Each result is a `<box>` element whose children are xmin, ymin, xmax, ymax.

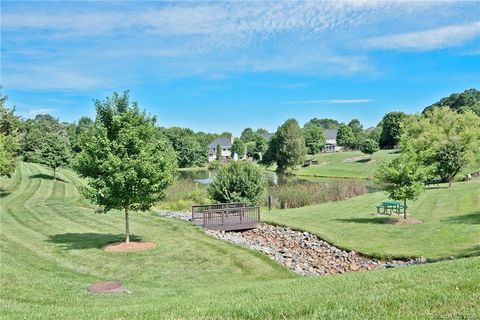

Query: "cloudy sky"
<box><xmin>1</xmin><ymin>1</ymin><xmax>479</xmax><ymax>134</ymax></box>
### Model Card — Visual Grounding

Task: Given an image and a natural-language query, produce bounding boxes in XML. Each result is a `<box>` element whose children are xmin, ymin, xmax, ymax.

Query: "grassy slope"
<box><xmin>0</xmin><ymin>163</ymin><xmax>479</xmax><ymax>319</ymax></box>
<box><xmin>296</xmin><ymin>150</ymin><xmax>399</xmax><ymax>179</ymax></box>
<box><xmin>264</xmin><ymin>180</ymin><xmax>480</xmax><ymax>259</ymax></box>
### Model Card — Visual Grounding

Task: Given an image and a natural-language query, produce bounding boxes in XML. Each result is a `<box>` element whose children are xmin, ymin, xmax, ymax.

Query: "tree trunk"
<box><xmin>53</xmin><ymin>167</ymin><xmax>56</xmax><ymax>181</ymax></box>
<box><xmin>403</xmin><ymin>199</ymin><xmax>407</xmax><ymax>220</ymax></box>
<box><xmin>448</xmin><ymin>176</ymin><xmax>453</xmax><ymax>188</ymax></box>
<box><xmin>125</xmin><ymin>207</ymin><xmax>130</xmax><ymax>243</ymax></box>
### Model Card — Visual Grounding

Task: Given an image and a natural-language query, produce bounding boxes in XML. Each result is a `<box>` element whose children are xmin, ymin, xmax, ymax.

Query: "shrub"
<box><xmin>360</xmin><ymin>139</ymin><xmax>379</xmax><ymax>157</ymax></box>
<box><xmin>208</xmin><ymin>161</ymin><xmax>266</xmax><ymax>205</ymax></box>
<box><xmin>266</xmin><ymin>181</ymin><xmax>367</xmax><ymax>209</ymax></box>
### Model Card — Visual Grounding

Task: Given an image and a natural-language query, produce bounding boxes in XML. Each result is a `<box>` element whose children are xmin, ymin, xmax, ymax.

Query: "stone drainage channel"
<box><xmin>158</xmin><ymin>211</ymin><xmax>428</xmax><ymax>276</ymax></box>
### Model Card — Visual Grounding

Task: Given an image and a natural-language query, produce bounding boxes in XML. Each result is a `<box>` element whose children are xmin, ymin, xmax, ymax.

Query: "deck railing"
<box><xmin>191</xmin><ymin>203</ymin><xmax>260</xmax><ymax>231</ymax></box>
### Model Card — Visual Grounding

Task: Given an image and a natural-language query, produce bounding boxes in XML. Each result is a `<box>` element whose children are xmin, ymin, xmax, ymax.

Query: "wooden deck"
<box><xmin>191</xmin><ymin>203</ymin><xmax>260</xmax><ymax>231</ymax></box>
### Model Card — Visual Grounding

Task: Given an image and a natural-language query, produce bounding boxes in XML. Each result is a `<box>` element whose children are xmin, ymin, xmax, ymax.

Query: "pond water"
<box><xmin>178</xmin><ymin>169</ymin><xmax>379</xmax><ymax>192</ymax></box>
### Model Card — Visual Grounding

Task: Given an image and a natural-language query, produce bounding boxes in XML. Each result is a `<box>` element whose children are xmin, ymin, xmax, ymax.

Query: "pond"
<box><xmin>178</xmin><ymin>169</ymin><xmax>379</xmax><ymax>192</ymax></box>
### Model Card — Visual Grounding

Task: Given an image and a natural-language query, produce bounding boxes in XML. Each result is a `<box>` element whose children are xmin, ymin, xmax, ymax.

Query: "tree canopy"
<box><xmin>37</xmin><ymin>131</ymin><xmax>71</xmax><ymax>180</ymax></box>
<box><xmin>74</xmin><ymin>91</ymin><xmax>177</xmax><ymax>243</ymax></box>
<box><xmin>423</xmin><ymin>88</ymin><xmax>480</xmax><ymax>116</ymax></box>
<box><xmin>0</xmin><ymin>92</ymin><xmax>21</xmax><ymax>177</ymax></box>
<box><xmin>336</xmin><ymin>124</ymin><xmax>355</xmax><ymax>148</ymax></box>
<box><xmin>379</xmin><ymin>112</ymin><xmax>407</xmax><ymax>148</ymax></box>
<box><xmin>263</xmin><ymin>119</ymin><xmax>305</xmax><ymax>172</ymax></box>
<box><xmin>303</xmin><ymin>125</ymin><xmax>326</xmax><ymax>155</ymax></box>
<box><xmin>401</xmin><ymin>107</ymin><xmax>480</xmax><ymax>186</ymax></box>
<box><xmin>360</xmin><ymin>139</ymin><xmax>379</xmax><ymax>157</ymax></box>
<box><xmin>304</xmin><ymin>118</ymin><xmax>340</xmax><ymax>130</ymax></box>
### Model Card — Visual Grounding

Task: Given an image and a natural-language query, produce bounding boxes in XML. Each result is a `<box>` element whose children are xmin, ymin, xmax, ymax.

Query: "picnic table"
<box><xmin>376</xmin><ymin>201</ymin><xmax>406</xmax><ymax>215</ymax></box>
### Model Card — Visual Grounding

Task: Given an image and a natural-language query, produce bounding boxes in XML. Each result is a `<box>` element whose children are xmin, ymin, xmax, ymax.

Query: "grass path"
<box><xmin>1</xmin><ymin>163</ymin><xmax>479</xmax><ymax>319</ymax></box>
<box><xmin>264</xmin><ymin>180</ymin><xmax>480</xmax><ymax>259</ymax></box>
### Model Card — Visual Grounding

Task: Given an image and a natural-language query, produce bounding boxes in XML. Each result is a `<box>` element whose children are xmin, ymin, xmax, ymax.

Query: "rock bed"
<box><xmin>158</xmin><ymin>211</ymin><xmax>427</xmax><ymax>276</ymax></box>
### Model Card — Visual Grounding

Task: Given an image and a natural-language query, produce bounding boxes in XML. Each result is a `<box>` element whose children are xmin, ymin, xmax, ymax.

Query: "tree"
<box><xmin>0</xmin><ymin>92</ymin><xmax>21</xmax><ymax>177</ymax></box>
<box><xmin>231</xmin><ymin>138</ymin><xmax>246</xmax><ymax>159</ymax></box>
<box><xmin>74</xmin><ymin>91</ymin><xmax>177</xmax><ymax>243</ymax></box>
<box><xmin>379</xmin><ymin>112</ymin><xmax>407</xmax><ymax>148</ymax></box>
<box><xmin>304</xmin><ymin>118</ymin><xmax>340</xmax><ymax>130</ymax></box>
<box><xmin>423</xmin><ymin>88</ymin><xmax>480</xmax><ymax>116</ymax></box>
<box><xmin>348</xmin><ymin>119</ymin><xmax>365</xmax><ymax>149</ymax></box>
<box><xmin>336</xmin><ymin>124</ymin><xmax>355</xmax><ymax>148</ymax></box>
<box><xmin>375</xmin><ymin>154</ymin><xmax>429</xmax><ymax>219</ymax></box>
<box><xmin>160</xmin><ymin>127</ymin><xmax>207</xmax><ymax>168</ymax></box>
<box><xmin>360</xmin><ymin>139</ymin><xmax>379</xmax><ymax>158</ymax></box>
<box><xmin>216</xmin><ymin>143</ymin><xmax>222</xmax><ymax>160</ymax></box>
<box><xmin>303</xmin><ymin>125</ymin><xmax>326</xmax><ymax>155</ymax></box>
<box><xmin>37</xmin><ymin>131</ymin><xmax>71</xmax><ymax>180</ymax></box>
<box><xmin>434</xmin><ymin>141</ymin><xmax>468</xmax><ymax>187</ymax></box>
<box><xmin>245</xmin><ymin>141</ymin><xmax>256</xmax><ymax>158</ymax></box>
<box><xmin>264</xmin><ymin>119</ymin><xmax>305</xmax><ymax>172</ymax></box>
<box><xmin>208</xmin><ymin>161</ymin><xmax>266</xmax><ymax>205</ymax></box>
<box><xmin>254</xmin><ymin>135</ymin><xmax>268</xmax><ymax>155</ymax></box>
<box><xmin>22</xmin><ymin>114</ymin><xmax>63</xmax><ymax>162</ymax></box>
<box><xmin>240</xmin><ymin>127</ymin><xmax>255</xmax><ymax>142</ymax></box>
<box><xmin>402</xmin><ymin>107</ymin><xmax>480</xmax><ymax>187</ymax></box>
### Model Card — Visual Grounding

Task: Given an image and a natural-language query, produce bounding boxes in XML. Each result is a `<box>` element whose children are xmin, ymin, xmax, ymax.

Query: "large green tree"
<box><xmin>264</xmin><ymin>119</ymin><xmax>305</xmax><ymax>172</ymax></box>
<box><xmin>22</xmin><ymin>114</ymin><xmax>63</xmax><ymax>162</ymax></box>
<box><xmin>75</xmin><ymin>92</ymin><xmax>177</xmax><ymax>243</ymax></box>
<box><xmin>231</xmin><ymin>138</ymin><xmax>246</xmax><ymax>159</ymax></box>
<box><xmin>0</xmin><ymin>92</ymin><xmax>21</xmax><ymax>177</ymax></box>
<box><xmin>240</xmin><ymin>128</ymin><xmax>255</xmax><ymax>142</ymax></box>
<box><xmin>336</xmin><ymin>124</ymin><xmax>355</xmax><ymax>148</ymax></box>
<box><xmin>360</xmin><ymin>139</ymin><xmax>379</xmax><ymax>158</ymax></box>
<box><xmin>375</xmin><ymin>154</ymin><xmax>429</xmax><ymax>219</ymax></box>
<box><xmin>37</xmin><ymin>131</ymin><xmax>71</xmax><ymax>180</ymax></box>
<box><xmin>379</xmin><ymin>112</ymin><xmax>408</xmax><ymax>148</ymax></box>
<box><xmin>303</xmin><ymin>125</ymin><xmax>326</xmax><ymax>155</ymax></box>
<box><xmin>304</xmin><ymin>118</ymin><xmax>340</xmax><ymax>130</ymax></box>
<box><xmin>160</xmin><ymin>127</ymin><xmax>207</xmax><ymax>168</ymax></box>
<box><xmin>401</xmin><ymin>107</ymin><xmax>480</xmax><ymax>186</ymax></box>
<box><xmin>423</xmin><ymin>88</ymin><xmax>480</xmax><ymax>116</ymax></box>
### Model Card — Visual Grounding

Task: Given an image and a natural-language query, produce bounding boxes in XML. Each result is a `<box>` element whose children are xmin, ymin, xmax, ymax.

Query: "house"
<box><xmin>323</xmin><ymin>129</ymin><xmax>341</xmax><ymax>152</ymax></box>
<box><xmin>208</xmin><ymin>137</ymin><xmax>233</xmax><ymax>162</ymax></box>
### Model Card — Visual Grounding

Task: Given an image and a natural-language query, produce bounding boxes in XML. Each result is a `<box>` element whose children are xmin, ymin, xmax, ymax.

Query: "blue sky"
<box><xmin>1</xmin><ymin>1</ymin><xmax>479</xmax><ymax>135</ymax></box>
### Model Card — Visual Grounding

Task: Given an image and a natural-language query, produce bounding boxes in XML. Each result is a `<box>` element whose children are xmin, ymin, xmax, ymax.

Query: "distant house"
<box><xmin>323</xmin><ymin>129</ymin><xmax>340</xmax><ymax>152</ymax></box>
<box><xmin>208</xmin><ymin>137</ymin><xmax>233</xmax><ymax>162</ymax></box>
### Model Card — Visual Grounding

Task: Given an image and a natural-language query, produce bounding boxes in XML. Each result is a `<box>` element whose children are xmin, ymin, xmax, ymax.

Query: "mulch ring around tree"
<box><xmin>384</xmin><ymin>217</ymin><xmax>423</xmax><ymax>225</ymax></box>
<box><xmin>87</xmin><ymin>281</ymin><xmax>128</xmax><ymax>294</ymax></box>
<box><xmin>103</xmin><ymin>241</ymin><xmax>156</xmax><ymax>252</ymax></box>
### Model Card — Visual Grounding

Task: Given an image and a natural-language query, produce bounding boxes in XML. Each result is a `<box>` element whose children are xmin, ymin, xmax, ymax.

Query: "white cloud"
<box><xmin>365</xmin><ymin>21</ymin><xmax>480</xmax><ymax>51</ymax></box>
<box><xmin>285</xmin><ymin>99</ymin><xmax>373</xmax><ymax>105</ymax></box>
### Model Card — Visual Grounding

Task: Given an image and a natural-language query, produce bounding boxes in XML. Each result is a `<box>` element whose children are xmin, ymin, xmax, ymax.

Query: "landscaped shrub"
<box><xmin>266</xmin><ymin>181</ymin><xmax>367</xmax><ymax>209</ymax></box>
<box><xmin>208</xmin><ymin>161</ymin><xmax>266</xmax><ymax>205</ymax></box>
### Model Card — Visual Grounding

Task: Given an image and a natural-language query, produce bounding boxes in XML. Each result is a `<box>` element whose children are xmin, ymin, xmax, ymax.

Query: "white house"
<box><xmin>323</xmin><ymin>129</ymin><xmax>341</xmax><ymax>152</ymax></box>
<box><xmin>208</xmin><ymin>137</ymin><xmax>233</xmax><ymax>162</ymax></box>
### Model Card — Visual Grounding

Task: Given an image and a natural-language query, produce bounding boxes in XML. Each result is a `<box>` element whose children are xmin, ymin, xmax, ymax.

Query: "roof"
<box><xmin>260</xmin><ymin>132</ymin><xmax>274</xmax><ymax>140</ymax></box>
<box><xmin>208</xmin><ymin>137</ymin><xmax>232</xmax><ymax>149</ymax></box>
<box><xmin>324</xmin><ymin>129</ymin><xmax>338</xmax><ymax>140</ymax></box>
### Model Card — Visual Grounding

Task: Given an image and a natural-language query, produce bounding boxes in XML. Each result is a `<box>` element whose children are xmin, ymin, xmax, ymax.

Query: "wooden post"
<box><xmin>268</xmin><ymin>196</ymin><xmax>272</xmax><ymax>212</ymax></box>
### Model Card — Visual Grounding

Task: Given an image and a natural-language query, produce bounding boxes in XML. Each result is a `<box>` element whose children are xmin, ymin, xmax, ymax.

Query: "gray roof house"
<box><xmin>208</xmin><ymin>137</ymin><xmax>233</xmax><ymax>162</ymax></box>
<box><xmin>323</xmin><ymin>129</ymin><xmax>339</xmax><ymax>152</ymax></box>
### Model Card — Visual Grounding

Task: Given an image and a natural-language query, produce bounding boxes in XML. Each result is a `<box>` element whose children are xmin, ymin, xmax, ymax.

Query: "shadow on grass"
<box><xmin>0</xmin><ymin>188</ymin><xmax>11</xmax><ymax>198</ymax></box>
<box><xmin>47</xmin><ymin>233</ymin><xmax>143</xmax><ymax>250</ymax></box>
<box><xmin>30</xmin><ymin>173</ymin><xmax>68</xmax><ymax>183</ymax></box>
<box><xmin>356</xmin><ymin>158</ymin><xmax>372</xmax><ymax>163</ymax></box>
<box><xmin>457</xmin><ymin>245</ymin><xmax>480</xmax><ymax>258</ymax></box>
<box><xmin>335</xmin><ymin>217</ymin><xmax>393</xmax><ymax>224</ymax></box>
<box><xmin>443</xmin><ymin>211</ymin><xmax>480</xmax><ymax>225</ymax></box>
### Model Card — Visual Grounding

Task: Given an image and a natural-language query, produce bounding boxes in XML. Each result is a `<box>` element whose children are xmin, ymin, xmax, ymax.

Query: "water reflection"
<box><xmin>178</xmin><ymin>169</ymin><xmax>379</xmax><ymax>191</ymax></box>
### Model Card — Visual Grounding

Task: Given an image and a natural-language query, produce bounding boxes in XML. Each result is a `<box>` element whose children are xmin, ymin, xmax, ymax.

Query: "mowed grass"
<box><xmin>296</xmin><ymin>150</ymin><xmax>399</xmax><ymax>179</ymax></box>
<box><xmin>1</xmin><ymin>163</ymin><xmax>479</xmax><ymax>319</ymax></box>
<box><xmin>264</xmin><ymin>180</ymin><xmax>480</xmax><ymax>259</ymax></box>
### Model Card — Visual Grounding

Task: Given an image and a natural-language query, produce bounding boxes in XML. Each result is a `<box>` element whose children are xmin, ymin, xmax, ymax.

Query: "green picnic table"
<box><xmin>376</xmin><ymin>201</ymin><xmax>406</xmax><ymax>215</ymax></box>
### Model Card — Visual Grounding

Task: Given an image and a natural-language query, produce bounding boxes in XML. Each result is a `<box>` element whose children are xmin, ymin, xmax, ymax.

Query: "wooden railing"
<box><xmin>191</xmin><ymin>203</ymin><xmax>260</xmax><ymax>231</ymax></box>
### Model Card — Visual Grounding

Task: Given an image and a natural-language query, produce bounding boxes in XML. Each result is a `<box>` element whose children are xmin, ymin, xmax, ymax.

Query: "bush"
<box><xmin>360</xmin><ymin>139</ymin><xmax>379</xmax><ymax>156</ymax></box>
<box><xmin>266</xmin><ymin>181</ymin><xmax>367</xmax><ymax>209</ymax></box>
<box><xmin>208</xmin><ymin>161</ymin><xmax>266</xmax><ymax>205</ymax></box>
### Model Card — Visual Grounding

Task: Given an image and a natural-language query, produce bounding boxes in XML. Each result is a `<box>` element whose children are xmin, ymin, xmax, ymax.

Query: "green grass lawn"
<box><xmin>295</xmin><ymin>149</ymin><xmax>399</xmax><ymax>179</ymax></box>
<box><xmin>264</xmin><ymin>180</ymin><xmax>480</xmax><ymax>259</ymax></box>
<box><xmin>1</xmin><ymin>162</ymin><xmax>479</xmax><ymax>319</ymax></box>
